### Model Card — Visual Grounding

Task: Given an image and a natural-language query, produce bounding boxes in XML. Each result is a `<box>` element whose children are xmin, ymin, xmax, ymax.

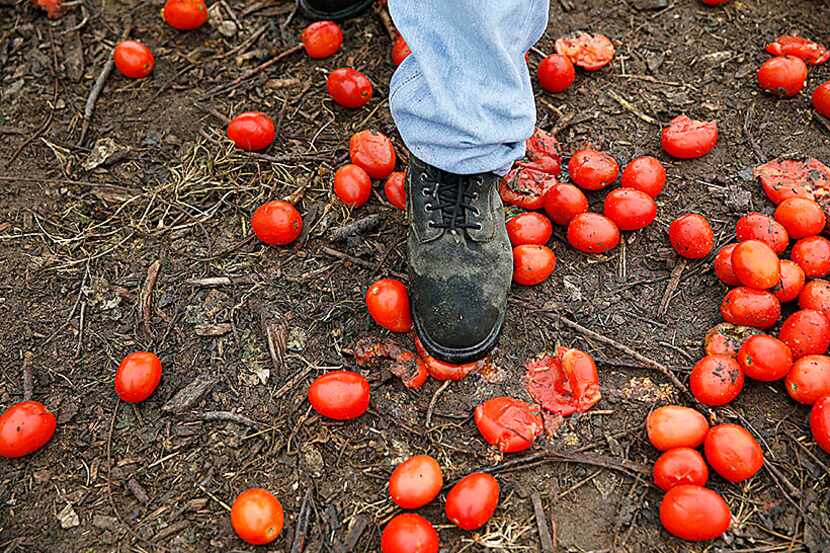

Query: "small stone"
<box><xmin>58</xmin><ymin>504</ymin><xmax>80</xmax><ymax>529</ymax></box>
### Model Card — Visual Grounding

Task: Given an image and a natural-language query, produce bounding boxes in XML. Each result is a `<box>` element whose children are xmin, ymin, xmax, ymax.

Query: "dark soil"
<box><xmin>2</xmin><ymin>0</ymin><xmax>830</xmax><ymax>552</ymax></box>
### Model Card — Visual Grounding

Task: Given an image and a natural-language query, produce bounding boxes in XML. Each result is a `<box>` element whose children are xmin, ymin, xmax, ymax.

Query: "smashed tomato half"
<box><xmin>414</xmin><ymin>337</ymin><xmax>487</xmax><ymax>381</ymax></box>
<box><xmin>704</xmin><ymin>322</ymin><xmax>760</xmax><ymax>358</ymax></box>
<box><xmin>754</xmin><ymin>158</ymin><xmax>830</xmax><ymax>226</ymax></box>
<box><xmin>555</xmin><ymin>32</ymin><xmax>615</xmax><ymax>71</ymax></box>
<box><xmin>661</xmin><ymin>116</ymin><xmax>718</xmax><ymax>159</ymax></box>
<box><xmin>525</xmin><ymin>347</ymin><xmax>601</xmax><ymax>416</ymax></box>
<box><xmin>765</xmin><ymin>35</ymin><xmax>830</xmax><ymax>66</ymax></box>
<box><xmin>500</xmin><ymin>129</ymin><xmax>562</xmax><ymax>210</ymax></box>
<box><xmin>474</xmin><ymin>397</ymin><xmax>543</xmax><ymax>453</ymax></box>
<box><xmin>352</xmin><ymin>338</ymin><xmax>426</xmax><ymax>389</ymax></box>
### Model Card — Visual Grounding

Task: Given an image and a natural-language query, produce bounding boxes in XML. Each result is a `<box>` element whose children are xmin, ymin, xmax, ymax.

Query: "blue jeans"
<box><xmin>388</xmin><ymin>0</ymin><xmax>549</xmax><ymax>176</ymax></box>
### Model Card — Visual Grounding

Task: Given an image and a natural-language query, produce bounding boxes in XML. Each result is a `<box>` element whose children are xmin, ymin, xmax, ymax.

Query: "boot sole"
<box><xmin>412</xmin><ymin>307</ymin><xmax>505</xmax><ymax>364</ymax></box>
<box><xmin>297</xmin><ymin>0</ymin><xmax>375</xmax><ymax>20</ymax></box>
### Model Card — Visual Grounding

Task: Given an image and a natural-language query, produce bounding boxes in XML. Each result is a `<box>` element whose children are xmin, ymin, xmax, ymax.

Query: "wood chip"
<box><xmin>194</xmin><ymin>323</ymin><xmax>232</xmax><ymax>336</ymax></box>
<box><xmin>162</xmin><ymin>375</ymin><xmax>218</xmax><ymax>413</ymax></box>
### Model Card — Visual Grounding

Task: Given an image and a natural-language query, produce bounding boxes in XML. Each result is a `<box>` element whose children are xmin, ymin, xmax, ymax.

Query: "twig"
<box><xmin>373</xmin><ymin>2</ymin><xmax>397</xmax><ymax>40</ymax></box>
<box><xmin>320</xmin><ymin>246</ymin><xmax>375</xmax><ymax>270</ymax></box>
<box><xmin>22</xmin><ymin>351</ymin><xmax>33</xmax><ymax>401</ymax></box>
<box><xmin>198</xmin><ymin>44</ymin><xmax>303</xmax><ymax>101</ymax></box>
<box><xmin>194</xmin><ymin>103</ymin><xmax>230</xmax><ymax>125</ymax></box>
<box><xmin>260</xmin><ymin>310</ymin><xmax>286</xmax><ymax>374</ymax></box>
<box><xmin>197</xmin><ymin>411</ymin><xmax>259</xmax><ymax>428</ymax></box>
<box><xmin>330</xmin><ymin>214</ymin><xmax>383</xmax><ymax>241</ymax></box>
<box><xmin>658</xmin><ymin>259</ymin><xmax>686</xmax><ymax>317</ymax></box>
<box><xmin>185</xmin><ymin>275</ymin><xmax>258</xmax><ymax>287</ymax></box>
<box><xmin>531</xmin><ymin>493</ymin><xmax>555</xmax><ymax>553</ymax></box>
<box><xmin>284</xmin><ymin>170</ymin><xmax>318</xmax><ymax>206</ymax></box>
<box><xmin>138</xmin><ymin>260</ymin><xmax>161</xmax><ymax>341</ymax></box>
<box><xmin>529</xmin><ymin>46</ymin><xmax>549</xmax><ymax>59</ymax></box>
<box><xmin>606</xmin><ymin>90</ymin><xmax>658</xmax><ymax>125</ymax></box>
<box><xmin>196</xmin><ymin>483</ymin><xmax>232</xmax><ymax>512</ymax></box>
<box><xmin>426</xmin><ymin>380</ymin><xmax>451</xmax><ymax>428</ymax></box>
<box><xmin>289</xmin><ymin>488</ymin><xmax>314</xmax><ymax>553</ymax></box>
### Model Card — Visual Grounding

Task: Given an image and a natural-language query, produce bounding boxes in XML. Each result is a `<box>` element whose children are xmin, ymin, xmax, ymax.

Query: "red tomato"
<box><xmin>720</xmin><ymin>287</ymin><xmax>781</xmax><ymax>329</ymax></box>
<box><xmin>567</xmin><ymin>213</ymin><xmax>620</xmax><ymax>254</ymax></box>
<box><xmin>414</xmin><ymin>337</ymin><xmax>482</xmax><ymax>381</ymax></box>
<box><xmin>231</xmin><ymin>488</ymin><xmax>284</xmax><ymax>545</ymax></box>
<box><xmin>554</xmin><ymin>32</ymin><xmax>615</xmax><ymax>71</ymax></box>
<box><xmin>366</xmin><ymin>278</ymin><xmax>412</xmax><ymax>333</ymax></box>
<box><xmin>704</xmin><ymin>323</ymin><xmax>760</xmax><ymax>358</ymax></box>
<box><xmin>730</xmin><ymin>240</ymin><xmax>781</xmax><ymax>290</ymax></box>
<box><xmin>704</xmin><ymin>424</ymin><xmax>764</xmax><ymax>483</ymax></box>
<box><xmin>384</xmin><ymin>172</ymin><xmax>406</xmax><ymax>210</ymax></box>
<box><xmin>775</xmin><ymin>197</ymin><xmax>826</xmax><ymax>239</ymax></box>
<box><xmin>251</xmin><ymin>200</ymin><xmax>302</xmax><ymax>246</ymax></box>
<box><xmin>702</xmin><ymin>0</ymin><xmax>730</xmax><ymax>6</ymax></box>
<box><xmin>543</xmin><ymin>183</ymin><xmax>588</xmax><ymax>225</ymax></box>
<box><xmin>507</xmin><ymin>212</ymin><xmax>553</xmax><ymax>246</ymax></box>
<box><xmin>0</xmin><ymin>401</ymin><xmax>56</xmax><ymax>458</ymax></box>
<box><xmin>757</xmin><ymin>55</ymin><xmax>808</xmax><ymax>97</ymax></box>
<box><xmin>334</xmin><ymin>164</ymin><xmax>372</xmax><ymax>208</ymax></box>
<box><xmin>661</xmin><ymin>115</ymin><xmax>718</xmax><ymax>159</ymax></box>
<box><xmin>389</xmin><ymin>455</ymin><xmax>443</xmax><ymax>509</ymax></box>
<box><xmin>115</xmin><ymin>352</ymin><xmax>162</xmax><ymax>403</ymax></box>
<box><xmin>32</xmin><ymin>0</ymin><xmax>61</xmax><ymax>18</ymax></box>
<box><xmin>301</xmin><ymin>21</ymin><xmax>343</xmax><ymax>59</ymax></box>
<box><xmin>779</xmin><ymin>309</ymin><xmax>830</xmax><ymax>359</ymax></box>
<box><xmin>773</xmin><ymin>260</ymin><xmax>806</xmax><ymax>303</ymax></box>
<box><xmin>653</xmin><ymin>448</ymin><xmax>709</xmax><ymax>491</ymax></box>
<box><xmin>810</xmin><ymin>395</ymin><xmax>830</xmax><ymax>454</ymax></box>
<box><xmin>227</xmin><ymin>112</ymin><xmax>276</xmax><ymax>151</ymax></box>
<box><xmin>659</xmin><ymin>485</ymin><xmax>731</xmax><ymax>542</ymax></box>
<box><xmin>307</xmin><ymin>370</ymin><xmax>370</xmax><ymax>420</ymax></box>
<box><xmin>445</xmin><ymin>473</ymin><xmax>500</xmax><ymax>531</ymax></box>
<box><xmin>690</xmin><ymin>355</ymin><xmax>744</xmax><ymax>406</ymax></box>
<box><xmin>568</xmin><ymin>149</ymin><xmax>619</xmax><ymax>191</ymax></box>
<box><xmin>668</xmin><ymin>214</ymin><xmax>714</xmax><ymax>259</ymax></box>
<box><xmin>113</xmin><ymin>40</ymin><xmax>154</xmax><ymax>79</ymax></box>
<box><xmin>327</xmin><ymin>68</ymin><xmax>373</xmax><ymax>108</ymax></box>
<box><xmin>646</xmin><ymin>405</ymin><xmax>709</xmax><ymax>451</ymax></box>
<box><xmin>713</xmin><ymin>244</ymin><xmax>739</xmax><ymax>286</ymax></box>
<box><xmin>603</xmin><ymin>188</ymin><xmax>657</xmax><ymax>231</ymax></box>
<box><xmin>162</xmin><ymin>0</ymin><xmax>208</xmax><ymax>30</ymax></box>
<box><xmin>814</xmin><ymin>81</ymin><xmax>830</xmax><ymax>118</ymax></box>
<box><xmin>737</xmin><ymin>334</ymin><xmax>793</xmax><ymax>382</ymax></box>
<box><xmin>500</xmin><ymin>168</ymin><xmax>557</xmax><ymax>210</ymax></box>
<box><xmin>512</xmin><ymin>245</ymin><xmax>556</xmax><ymax>285</ymax></box>
<box><xmin>525</xmin><ymin>347</ymin><xmax>601</xmax><ymax>416</ymax></box>
<box><xmin>800</xmin><ymin>279</ymin><xmax>830</xmax><ymax>315</ymax></box>
<box><xmin>766</xmin><ymin>35</ymin><xmax>830</xmax><ymax>65</ymax></box>
<box><xmin>620</xmin><ymin>156</ymin><xmax>666</xmax><ymax>198</ymax></box>
<box><xmin>786</xmin><ymin>355</ymin><xmax>830</xmax><ymax>405</ymax></box>
<box><xmin>350</xmin><ymin>130</ymin><xmax>396</xmax><ymax>179</ymax></box>
<box><xmin>792</xmin><ymin>236</ymin><xmax>830</xmax><ymax>278</ymax></box>
<box><xmin>537</xmin><ymin>54</ymin><xmax>575</xmax><ymax>93</ymax></box>
<box><xmin>474</xmin><ymin>397</ymin><xmax>543</xmax><ymax>453</ymax></box>
<box><xmin>381</xmin><ymin>514</ymin><xmax>439</xmax><ymax>553</ymax></box>
<box><xmin>391</xmin><ymin>34</ymin><xmax>411</xmax><ymax>66</ymax></box>
<box><xmin>735</xmin><ymin>212</ymin><xmax>789</xmax><ymax>254</ymax></box>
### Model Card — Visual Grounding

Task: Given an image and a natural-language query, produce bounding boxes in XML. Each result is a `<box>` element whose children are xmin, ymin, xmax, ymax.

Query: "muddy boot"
<box><xmin>407</xmin><ymin>156</ymin><xmax>513</xmax><ymax>363</ymax></box>
<box><xmin>297</xmin><ymin>0</ymin><xmax>374</xmax><ymax>20</ymax></box>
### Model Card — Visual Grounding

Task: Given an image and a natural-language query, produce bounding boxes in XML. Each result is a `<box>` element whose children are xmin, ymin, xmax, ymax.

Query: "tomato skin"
<box><xmin>474</xmin><ymin>397</ymin><xmax>543</xmax><ymax>453</ymax></box>
<box><xmin>653</xmin><ymin>448</ymin><xmax>709</xmax><ymax>491</ymax></box>
<box><xmin>568</xmin><ymin>150</ymin><xmax>619</xmax><ymax>191</ymax></box>
<box><xmin>307</xmin><ymin>371</ymin><xmax>370</xmax><ymax>420</ymax></box>
<box><xmin>659</xmin><ymin>485</ymin><xmax>731</xmax><ymax>542</ymax></box>
<box><xmin>384</xmin><ymin>172</ymin><xmax>406</xmax><ymax>210</ymax></box>
<box><xmin>757</xmin><ymin>55</ymin><xmax>808</xmax><ymax>98</ymax></box>
<box><xmin>810</xmin><ymin>395</ymin><xmax>830</xmax><ymax>454</ymax></box>
<box><xmin>0</xmin><ymin>401</ymin><xmax>57</xmax><ymax>458</ymax></box>
<box><xmin>730</xmin><ymin>240</ymin><xmax>781</xmax><ymax>290</ymax></box>
<box><xmin>512</xmin><ymin>245</ymin><xmax>556</xmax><ymax>285</ymax></box>
<box><xmin>389</xmin><ymin>455</ymin><xmax>443</xmax><ymax>509</ymax></box>
<box><xmin>772</xmin><ymin>260</ymin><xmax>806</xmax><ymax>303</ymax></box>
<box><xmin>704</xmin><ymin>424</ymin><xmax>764</xmax><ymax>483</ymax></box>
<box><xmin>327</xmin><ymin>68</ymin><xmax>373</xmax><ymax>108</ymax></box>
<box><xmin>704</xmin><ymin>323</ymin><xmax>760</xmax><ymax>357</ymax></box>
<box><xmin>690</xmin><ymin>355</ymin><xmax>744</xmax><ymax>406</ymax></box>
<box><xmin>779</xmin><ymin>309</ymin><xmax>830</xmax><ymax>359</ymax></box>
<box><xmin>445</xmin><ymin>472</ymin><xmax>500</xmax><ymax>531</ymax></box>
<box><xmin>755</xmin><ymin>157</ymin><xmax>830</xmax><ymax>205</ymax></box>
<box><xmin>381</xmin><ymin>514</ymin><xmax>439</xmax><ymax>553</ymax></box>
<box><xmin>366</xmin><ymin>278</ymin><xmax>412</xmax><ymax>333</ymax></box>
<box><xmin>766</xmin><ymin>36</ymin><xmax>830</xmax><ymax>65</ymax></box>
<box><xmin>349</xmin><ymin>130</ymin><xmax>396</xmax><ymax>179</ymax></box>
<box><xmin>737</xmin><ymin>334</ymin><xmax>793</xmax><ymax>382</ymax></box>
<box><xmin>786</xmin><ymin>355</ymin><xmax>830</xmax><ymax>405</ymax></box>
<box><xmin>115</xmin><ymin>352</ymin><xmax>162</xmax><ymax>403</ymax></box>
<box><xmin>668</xmin><ymin>214</ymin><xmax>714</xmax><ymax>259</ymax></box>
<box><xmin>701</xmin><ymin>0</ymin><xmax>730</xmax><ymax>5</ymax></box>
<box><xmin>799</xmin><ymin>279</ymin><xmax>830</xmax><ymax>315</ymax></box>
<box><xmin>537</xmin><ymin>54</ymin><xmax>575</xmax><ymax>93</ymax></box>
<box><xmin>230</xmin><ymin>488</ymin><xmax>284</xmax><ymax>545</ymax></box>
<box><xmin>334</xmin><ymin>164</ymin><xmax>372</xmax><ymax>208</ymax></box>
<box><xmin>603</xmin><ymin>188</ymin><xmax>657</xmax><ymax>231</ymax></box>
<box><xmin>646</xmin><ymin>405</ymin><xmax>709</xmax><ymax>451</ymax></box>
<box><xmin>774</xmin><ymin>197</ymin><xmax>826</xmax><ymax>238</ymax></box>
<box><xmin>227</xmin><ymin>112</ymin><xmax>276</xmax><ymax>151</ymax></box>
<box><xmin>301</xmin><ymin>21</ymin><xmax>343</xmax><ymax>59</ymax></box>
<box><xmin>661</xmin><ymin>115</ymin><xmax>718</xmax><ymax>159</ymax></box>
<box><xmin>507</xmin><ymin>212</ymin><xmax>553</xmax><ymax>246</ymax></box>
<box><xmin>620</xmin><ymin>156</ymin><xmax>666</xmax><ymax>198</ymax></box>
<box><xmin>555</xmin><ymin>32</ymin><xmax>615</xmax><ymax>71</ymax></box>
<box><xmin>543</xmin><ymin>183</ymin><xmax>589</xmax><ymax>225</ymax></box>
<box><xmin>162</xmin><ymin>0</ymin><xmax>208</xmax><ymax>31</ymax></box>
<box><xmin>414</xmin><ymin>337</ymin><xmax>480</xmax><ymax>381</ymax></box>
<box><xmin>735</xmin><ymin>212</ymin><xmax>789</xmax><ymax>254</ymax></box>
<box><xmin>720</xmin><ymin>287</ymin><xmax>781</xmax><ymax>329</ymax></box>
<box><xmin>251</xmin><ymin>200</ymin><xmax>302</xmax><ymax>246</ymax></box>
<box><xmin>567</xmin><ymin>213</ymin><xmax>620</xmax><ymax>254</ymax></box>
<box><xmin>792</xmin><ymin>236</ymin><xmax>830</xmax><ymax>278</ymax></box>
<box><xmin>713</xmin><ymin>244</ymin><xmax>740</xmax><ymax>286</ymax></box>
<box><xmin>113</xmin><ymin>40</ymin><xmax>155</xmax><ymax>79</ymax></box>
<box><xmin>525</xmin><ymin>347</ymin><xmax>601</xmax><ymax>416</ymax></box>
<box><xmin>814</xmin><ymin>81</ymin><xmax>830</xmax><ymax>119</ymax></box>
<box><xmin>391</xmin><ymin>34</ymin><xmax>412</xmax><ymax>66</ymax></box>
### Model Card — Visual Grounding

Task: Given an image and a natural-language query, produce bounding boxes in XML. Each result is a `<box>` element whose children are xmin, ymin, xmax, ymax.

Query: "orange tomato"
<box><xmin>230</xmin><ymin>488</ymin><xmax>284</xmax><ymax>545</ymax></box>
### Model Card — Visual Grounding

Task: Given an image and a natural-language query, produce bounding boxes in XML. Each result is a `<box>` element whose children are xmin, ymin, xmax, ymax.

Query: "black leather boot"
<box><xmin>297</xmin><ymin>0</ymin><xmax>374</xmax><ymax>20</ymax></box>
<box><xmin>407</xmin><ymin>157</ymin><xmax>513</xmax><ymax>363</ymax></box>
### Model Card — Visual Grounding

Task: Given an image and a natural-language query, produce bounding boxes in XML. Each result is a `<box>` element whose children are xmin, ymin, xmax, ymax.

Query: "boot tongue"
<box><xmin>433</xmin><ymin>174</ymin><xmax>478</xmax><ymax>231</ymax></box>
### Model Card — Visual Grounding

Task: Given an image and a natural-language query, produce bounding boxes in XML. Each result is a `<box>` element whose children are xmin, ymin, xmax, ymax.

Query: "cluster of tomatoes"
<box><xmin>755</xmin><ymin>34</ymin><xmax>830</xmax><ymax>118</ymax></box>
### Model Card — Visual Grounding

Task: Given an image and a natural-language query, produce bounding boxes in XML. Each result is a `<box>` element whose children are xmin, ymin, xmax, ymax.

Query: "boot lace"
<box><xmin>421</xmin><ymin>172</ymin><xmax>482</xmax><ymax>230</ymax></box>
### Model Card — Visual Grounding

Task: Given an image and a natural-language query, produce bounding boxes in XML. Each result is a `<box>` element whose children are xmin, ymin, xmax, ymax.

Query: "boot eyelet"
<box><xmin>422</xmin><ymin>187</ymin><xmax>431</xmax><ymax>196</ymax></box>
<box><xmin>471</xmin><ymin>192</ymin><xmax>479</xmax><ymax>200</ymax></box>
<box><xmin>424</xmin><ymin>203</ymin><xmax>433</xmax><ymax>212</ymax></box>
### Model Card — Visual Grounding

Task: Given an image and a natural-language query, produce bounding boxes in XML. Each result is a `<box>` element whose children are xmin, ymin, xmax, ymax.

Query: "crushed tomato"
<box><xmin>524</xmin><ymin>347</ymin><xmax>601</xmax><ymax>416</ymax></box>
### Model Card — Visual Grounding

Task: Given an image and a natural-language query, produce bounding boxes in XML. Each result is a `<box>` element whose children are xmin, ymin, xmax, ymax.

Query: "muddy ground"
<box><xmin>1</xmin><ymin>0</ymin><xmax>830</xmax><ymax>551</ymax></box>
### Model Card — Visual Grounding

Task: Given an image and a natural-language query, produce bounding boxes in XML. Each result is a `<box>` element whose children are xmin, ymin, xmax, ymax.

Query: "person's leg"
<box><xmin>389</xmin><ymin>0</ymin><xmax>549</xmax><ymax>363</ymax></box>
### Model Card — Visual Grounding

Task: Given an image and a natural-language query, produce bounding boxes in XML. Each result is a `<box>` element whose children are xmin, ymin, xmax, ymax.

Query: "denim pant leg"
<box><xmin>387</xmin><ymin>0</ymin><xmax>549</xmax><ymax>176</ymax></box>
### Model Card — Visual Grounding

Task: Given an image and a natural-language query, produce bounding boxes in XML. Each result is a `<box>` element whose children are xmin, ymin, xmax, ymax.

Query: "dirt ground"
<box><xmin>1</xmin><ymin>0</ymin><xmax>830</xmax><ymax>551</ymax></box>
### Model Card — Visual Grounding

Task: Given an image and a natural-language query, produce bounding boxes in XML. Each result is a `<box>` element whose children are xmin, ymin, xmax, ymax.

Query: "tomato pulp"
<box><xmin>525</xmin><ymin>347</ymin><xmax>601</xmax><ymax>416</ymax></box>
